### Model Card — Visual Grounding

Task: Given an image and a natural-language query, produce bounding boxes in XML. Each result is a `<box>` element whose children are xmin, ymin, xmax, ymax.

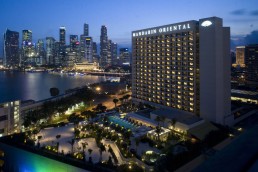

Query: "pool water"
<box><xmin>108</xmin><ymin>116</ymin><xmax>136</xmax><ymax>129</ymax></box>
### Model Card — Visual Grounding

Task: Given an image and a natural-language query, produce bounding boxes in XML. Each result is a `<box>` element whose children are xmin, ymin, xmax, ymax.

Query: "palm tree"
<box><xmin>160</xmin><ymin>116</ymin><xmax>166</xmax><ymax>127</ymax></box>
<box><xmin>113</xmin><ymin>98</ymin><xmax>119</xmax><ymax>108</ymax></box>
<box><xmin>99</xmin><ymin>143</ymin><xmax>106</xmax><ymax>162</ymax></box>
<box><xmin>81</xmin><ymin>142</ymin><xmax>88</xmax><ymax>160</ymax></box>
<box><xmin>155</xmin><ymin>126</ymin><xmax>162</xmax><ymax>142</ymax></box>
<box><xmin>67</xmin><ymin>139</ymin><xmax>75</xmax><ymax>153</ymax></box>
<box><xmin>123</xmin><ymin>94</ymin><xmax>130</xmax><ymax>103</ymax></box>
<box><xmin>170</xmin><ymin>118</ymin><xmax>177</xmax><ymax>130</ymax></box>
<box><xmin>56</xmin><ymin>135</ymin><xmax>61</xmax><ymax>153</ymax></box>
<box><xmin>155</xmin><ymin>116</ymin><xmax>162</xmax><ymax>127</ymax></box>
<box><xmin>155</xmin><ymin>116</ymin><xmax>162</xmax><ymax>142</ymax></box>
<box><xmin>88</xmin><ymin>148</ymin><xmax>93</xmax><ymax>161</ymax></box>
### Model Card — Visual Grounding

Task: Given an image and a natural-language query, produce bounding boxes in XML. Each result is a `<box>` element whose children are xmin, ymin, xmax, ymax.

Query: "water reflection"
<box><xmin>0</xmin><ymin>71</ymin><xmax>105</xmax><ymax>103</ymax></box>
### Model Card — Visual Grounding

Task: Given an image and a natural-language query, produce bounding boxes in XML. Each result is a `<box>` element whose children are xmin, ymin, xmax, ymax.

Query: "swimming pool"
<box><xmin>108</xmin><ymin>116</ymin><xmax>136</xmax><ymax>129</ymax></box>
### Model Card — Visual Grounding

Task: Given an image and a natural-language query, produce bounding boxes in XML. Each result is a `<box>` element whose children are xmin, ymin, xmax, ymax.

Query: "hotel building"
<box><xmin>0</xmin><ymin>101</ymin><xmax>21</xmax><ymax>137</ymax></box>
<box><xmin>132</xmin><ymin>17</ymin><xmax>231</xmax><ymax>125</ymax></box>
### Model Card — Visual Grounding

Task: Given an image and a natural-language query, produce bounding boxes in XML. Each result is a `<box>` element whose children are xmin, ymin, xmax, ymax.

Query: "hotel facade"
<box><xmin>132</xmin><ymin>17</ymin><xmax>231</xmax><ymax>125</ymax></box>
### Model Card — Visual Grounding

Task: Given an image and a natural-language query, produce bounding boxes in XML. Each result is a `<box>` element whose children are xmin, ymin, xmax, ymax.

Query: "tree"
<box><xmin>155</xmin><ymin>116</ymin><xmax>162</xmax><ymax>127</ymax></box>
<box><xmin>50</xmin><ymin>87</ymin><xmax>60</xmax><ymax>97</ymax></box>
<box><xmin>160</xmin><ymin>116</ymin><xmax>166</xmax><ymax>127</ymax></box>
<box><xmin>123</xmin><ymin>94</ymin><xmax>130</xmax><ymax>103</ymax></box>
<box><xmin>95</xmin><ymin>103</ymin><xmax>107</xmax><ymax>112</ymax></box>
<box><xmin>67</xmin><ymin>139</ymin><xmax>75</xmax><ymax>153</ymax></box>
<box><xmin>81</xmin><ymin>142</ymin><xmax>88</xmax><ymax>160</ymax></box>
<box><xmin>56</xmin><ymin>134</ymin><xmax>61</xmax><ymax>152</ymax></box>
<box><xmin>88</xmin><ymin>148</ymin><xmax>93</xmax><ymax>161</ymax></box>
<box><xmin>155</xmin><ymin>126</ymin><xmax>162</xmax><ymax>142</ymax></box>
<box><xmin>113</xmin><ymin>98</ymin><xmax>119</xmax><ymax>108</ymax></box>
<box><xmin>99</xmin><ymin>143</ymin><xmax>106</xmax><ymax>162</ymax></box>
<box><xmin>170</xmin><ymin>118</ymin><xmax>177</xmax><ymax>130</ymax></box>
<box><xmin>119</xmin><ymin>98</ymin><xmax>124</xmax><ymax>105</ymax></box>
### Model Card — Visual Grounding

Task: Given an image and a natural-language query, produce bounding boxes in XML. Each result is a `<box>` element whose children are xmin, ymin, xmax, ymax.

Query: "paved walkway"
<box><xmin>102</xmin><ymin>139</ymin><xmax>154</xmax><ymax>171</ymax></box>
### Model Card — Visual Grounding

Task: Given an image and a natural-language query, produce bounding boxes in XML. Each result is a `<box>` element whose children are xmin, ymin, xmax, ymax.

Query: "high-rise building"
<box><xmin>119</xmin><ymin>48</ymin><xmax>130</xmax><ymax>65</ymax></box>
<box><xmin>236</xmin><ymin>46</ymin><xmax>245</xmax><ymax>66</ymax></box>
<box><xmin>35</xmin><ymin>39</ymin><xmax>45</xmax><ymax>65</ymax></box>
<box><xmin>21</xmin><ymin>30</ymin><xmax>34</xmax><ymax>64</ymax></box>
<box><xmin>245</xmin><ymin>44</ymin><xmax>258</xmax><ymax>84</ymax></box>
<box><xmin>100</xmin><ymin>25</ymin><xmax>109</xmax><ymax>66</ymax></box>
<box><xmin>83</xmin><ymin>37</ymin><xmax>93</xmax><ymax>63</ymax></box>
<box><xmin>84</xmin><ymin>23</ymin><xmax>89</xmax><ymax>36</ymax></box>
<box><xmin>59</xmin><ymin>26</ymin><xmax>66</xmax><ymax>45</ymax></box>
<box><xmin>92</xmin><ymin>42</ymin><xmax>99</xmax><ymax>63</ymax></box>
<box><xmin>3</xmin><ymin>29</ymin><xmax>19</xmax><ymax>67</ymax></box>
<box><xmin>22</xmin><ymin>30</ymin><xmax>32</xmax><ymax>43</ymax></box>
<box><xmin>107</xmin><ymin>40</ymin><xmax>113</xmax><ymax>65</ymax></box>
<box><xmin>54</xmin><ymin>41</ymin><xmax>61</xmax><ymax>65</ymax></box>
<box><xmin>111</xmin><ymin>42</ymin><xmax>117</xmax><ymax>65</ymax></box>
<box><xmin>46</xmin><ymin>37</ymin><xmax>55</xmax><ymax>65</ymax></box>
<box><xmin>70</xmin><ymin>35</ymin><xmax>79</xmax><ymax>51</ymax></box>
<box><xmin>132</xmin><ymin>17</ymin><xmax>231</xmax><ymax>125</ymax></box>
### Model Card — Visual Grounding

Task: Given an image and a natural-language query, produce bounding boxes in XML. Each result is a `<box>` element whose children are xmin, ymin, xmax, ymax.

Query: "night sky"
<box><xmin>1</xmin><ymin>0</ymin><xmax>258</xmax><ymax>57</ymax></box>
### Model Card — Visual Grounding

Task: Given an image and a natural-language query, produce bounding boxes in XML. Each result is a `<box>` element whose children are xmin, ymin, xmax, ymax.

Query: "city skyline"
<box><xmin>0</xmin><ymin>0</ymin><xmax>258</xmax><ymax>57</ymax></box>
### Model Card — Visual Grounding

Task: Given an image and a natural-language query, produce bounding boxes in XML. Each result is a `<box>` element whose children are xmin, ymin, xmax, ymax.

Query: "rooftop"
<box><xmin>192</xmin><ymin>125</ymin><xmax>258</xmax><ymax>172</ymax></box>
<box><xmin>151</xmin><ymin>109</ymin><xmax>202</xmax><ymax>125</ymax></box>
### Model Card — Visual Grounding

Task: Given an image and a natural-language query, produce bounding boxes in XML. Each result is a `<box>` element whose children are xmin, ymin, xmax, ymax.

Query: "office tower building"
<box><xmin>83</xmin><ymin>37</ymin><xmax>93</xmax><ymax>63</ymax></box>
<box><xmin>132</xmin><ymin>17</ymin><xmax>231</xmax><ymax>125</ymax></box>
<box><xmin>111</xmin><ymin>42</ymin><xmax>118</xmax><ymax>65</ymax></box>
<box><xmin>84</xmin><ymin>23</ymin><xmax>89</xmax><ymax>36</ymax></box>
<box><xmin>46</xmin><ymin>37</ymin><xmax>55</xmax><ymax>65</ymax></box>
<box><xmin>21</xmin><ymin>30</ymin><xmax>34</xmax><ymax>63</ymax></box>
<box><xmin>92</xmin><ymin>42</ymin><xmax>99</xmax><ymax>63</ymax></box>
<box><xmin>236</xmin><ymin>46</ymin><xmax>245</xmax><ymax>66</ymax></box>
<box><xmin>107</xmin><ymin>40</ymin><xmax>112</xmax><ymax>65</ymax></box>
<box><xmin>3</xmin><ymin>29</ymin><xmax>19</xmax><ymax>67</ymax></box>
<box><xmin>119</xmin><ymin>48</ymin><xmax>130</xmax><ymax>65</ymax></box>
<box><xmin>100</xmin><ymin>25</ymin><xmax>109</xmax><ymax>66</ymax></box>
<box><xmin>35</xmin><ymin>39</ymin><xmax>45</xmax><ymax>65</ymax></box>
<box><xmin>245</xmin><ymin>44</ymin><xmax>258</xmax><ymax>84</ymax></box>
<box><xmin>70</xmin><ymin>35</ymin><xmax>79</xmax><ymax>52</ymax></box>
<box><xmin>53</xmin><ymin>42</ymin><xmax>61</xmax><ymax>65</ymax></box>
<box><xmin>59</xmin><ymin>26</ymin><xmax>66</xmax><ymax>45</ymax></box>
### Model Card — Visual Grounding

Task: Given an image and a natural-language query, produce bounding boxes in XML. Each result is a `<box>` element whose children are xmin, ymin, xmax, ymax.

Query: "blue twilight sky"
<box><xmin>0</xmin><ymin>0</ymin><xmax>258</xmax><ymax>56</ymax></box>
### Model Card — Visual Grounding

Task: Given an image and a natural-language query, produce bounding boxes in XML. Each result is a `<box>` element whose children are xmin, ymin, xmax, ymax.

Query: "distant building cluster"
<box><xmin>3</xmin><ymin>24</ymin><xmax>132</xmax><ymax>69</ymax></box>
<box><xmin>231</xmin><ymin>44</ymin><xmax>258</xmax><ymax>88</ymax></box>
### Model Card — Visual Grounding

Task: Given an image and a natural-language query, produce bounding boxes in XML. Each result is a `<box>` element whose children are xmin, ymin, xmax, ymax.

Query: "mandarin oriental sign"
<box><xmin>133</xmin><ymin>23</ymin><xmax>192</xmax><ymax>37</ymax></box>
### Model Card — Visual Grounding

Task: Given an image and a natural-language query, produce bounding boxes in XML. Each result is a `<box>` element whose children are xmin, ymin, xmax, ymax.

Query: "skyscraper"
<box><xmin>84</xmin><ymin>37</ymin><xmax>93</xmax><ymax>63</ymax></box>
<box><xmin>100</xmin><ymin>25</ymin><xmax>108</xmax><ymax>66</ymax></box>
<box><xmin>245</xmin><ymin>44</ymin><xmax>258</xmax><ymax>84</ymax></box>
<box><xmin>3</xmin><ymin>29</ymin><xmax>19</xmax><ymax>67</ymax></box>
<box><xmin>110</xmin><ymin>42</ymin><xmax>117</xmax><ymax>65</ymax></box>
<box><xmin>84</xmin><ymin>23</ymin><xmax>89</xmax><ymax>36</ymax></box>
<box><xmin>35</xmin><ymin>39</ymin><xmax>45</xmax><ymax>65</ymax></box>
<box><xmin>119</xmin><ymin>48</ymin><xmax>130</xmax><ymax>65</ymax></box>
<box><xmin>236</xmin><ymin>46</ymin><xmax>245</xmax><ymax>67</ymax></box>
<box><xmin>70</xmin><ymin>35</ymin><xmax>79</xmax><ymax>51</ymax></box>
<box><xmin>92</xmin><ymin>42</ymin><xmax>98</xmax><ymax>63</ymax></box>
<box><xmin>59</xmin><ymin>26</ymin><xmax>66</xmax><ymax>45</ymax></box>
<box><xmin>132</xmin><ymin>17</ymin><xmax>231</xmax><ymax>125</ymax></box>
<box><xmin>46</xmin><ymin>37</ymin><xmax>55</xmax><ymax>65</ymax></box>
<box><xmin>21</xmin><ymin>30</ymin><xmax>34</xmax><ymax>64</ymax></box>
